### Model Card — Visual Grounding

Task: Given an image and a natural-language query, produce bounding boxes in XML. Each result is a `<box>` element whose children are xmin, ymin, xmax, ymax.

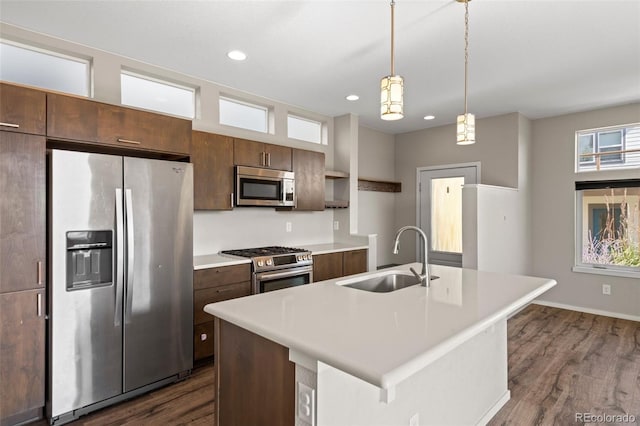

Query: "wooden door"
<box><xmin>0</xmin><ymin>132</ymin><xmax>45</xmax><ymax>293</ymax></box>
<box><xmin>98</xmin><ymin>103</ymin><xmax>191</xmax><ymax>155</ymax></box>
<box><xmin>313</xmin><ymin>252</ymin><xmax>343</xmax><ymax>282</ymax></box>
<box><xmin>0</xmin><ymin>83</ymin><xmax>46</xmax><ymax>135</ymax></box>
<box><xmin>47</xmin><ymin>93</ymin><xmax>100</xmax><ymax>143</ymax></box>
<box><xmin>343</xmin><ymin>249</ymin><xmax>368</xmax><ymax>276</ymax></box>
<box><xmin>0</xmin><ymin>289</ymin><xmax>45</xmax><ymax>423</ymax></box>
<box><xmin>292</xmin><ymin>149</ymin><xmax>324</xmax><ymax>210</ymax></box>
<box><xmin>265</xmin><ymin>143</ymin><xmax>292</xmax><ymax>171</ymax></box>
<box><xmin>233</xmin><ymin>138</ymin><xmax>265</xmax><ymax>168</ymax></box>
<box><xmin>192</xmin><ymin>131</ymin><xmax>234</xmax><ymax>210</ymax></box>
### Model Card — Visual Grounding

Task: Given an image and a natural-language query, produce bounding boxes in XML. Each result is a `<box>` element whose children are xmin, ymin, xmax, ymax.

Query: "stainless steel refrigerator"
<box><xmin>48</xmin><ymin>150</ymin><xmax>193</xmax><ymax>424</ymax></box>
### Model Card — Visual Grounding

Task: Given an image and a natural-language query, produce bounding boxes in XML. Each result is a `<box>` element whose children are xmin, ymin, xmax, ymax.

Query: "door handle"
<box><xmin>37</xmin><ymin>261</ymin><xmax>43</xmax><ymax>285</ymax></box>
<box><xmin>125</xmin><ymin>189</ymin><xmax>135</xmax><ymax>323</ymax></box>
<box><xmin>37</xmin><ymin>293</ymin><xmax>42</xmax><ymax>317</ymax></box>
<box><xmin>115</xmin><ymin>188</ymin><xmax>124</xmax><ymax>326</ymax></box>
<box><xmin>261</xmin><ymin>151</ymin><xmax>266</xmax><ymax>167</ymax></box>
<box><xmin>230</xmin><ymin>192</ymin><xmax>234</xmax><ymax>208</ymax></box>
<box><xmin>267</xmin><ymin>152</ymin><xmax>271</xmax><ymax>167</ymax></box>
<box><xmin>0</xmin><ymin>122</ymin><xmax>19</xmax><ymax>128</ymax></box>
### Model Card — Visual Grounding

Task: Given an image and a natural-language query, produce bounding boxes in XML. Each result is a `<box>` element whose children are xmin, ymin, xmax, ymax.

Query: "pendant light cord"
<box><xmin>391</xmin><ymin>0</ymin><xmax>396</xmax><ymax>76</ymax></box>
<box><xmin>463</xmin><ymin>0</ymin><xmax>469</xmax><ymax>115</ymax></box>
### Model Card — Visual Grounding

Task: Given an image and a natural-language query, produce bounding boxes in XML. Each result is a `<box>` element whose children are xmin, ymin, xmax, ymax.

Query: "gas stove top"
<box><xmin>220</xmin><ymin>246</ymin><xmax>313</xmax><ymax>272</ymax></box>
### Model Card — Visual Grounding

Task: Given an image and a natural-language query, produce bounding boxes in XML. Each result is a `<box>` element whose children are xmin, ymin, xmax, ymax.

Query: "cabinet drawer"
<box><xmin>194</xmin><ymin>281</ymin><xmax>251</xmax><ymax>324</ymax></box>
<box><xmin>194</xmin><ymin>321</ymin><xmax>214</xmax><ymax>361</ymax></box>
<box><xmin>0</xmin><ymin>83</ymin><xmax>46</xmax><ymax>135</ymax></box>
<box><xmin>194</xmin><ymin>263</ymin><xmax>251</xmax><ymax>290</ymax></box>
<box><xmin>343</xmin><ymin>249</ymin><xmax>368</xmax><ymax>276</ymax></box>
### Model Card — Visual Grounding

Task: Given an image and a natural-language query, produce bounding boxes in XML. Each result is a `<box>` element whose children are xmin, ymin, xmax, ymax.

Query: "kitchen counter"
<box><xmin>193</xmin><ymin>253</ymin><xmax>250</xmax><ymax>270</ymax></box>
<box><xmin>299</xmin><ymin>242</ymin><xmax>368</xmax><ymax>255</ymax></box>
<box><xmin>205</xmin><ymin>263</ymin><xmax>555</xmax><ymax>388</ymax></box>
<box><xmin>206</xmin><ymin>263</ymin><xmax>556</xmax><ymax>425</ymax></box>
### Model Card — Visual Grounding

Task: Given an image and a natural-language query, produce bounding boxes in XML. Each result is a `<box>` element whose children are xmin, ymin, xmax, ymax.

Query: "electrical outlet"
<box><xmin>602</xmin><ymin>284</ymin><xmax>611</xmax><ymax>295</ymax></box>
<box><xmin>286</xmin><ymin>222</ymin><xmax>292</xmax><ymax>233</ymax></box>
<box><xmin>297</xmin><ymin>382</ymin><xmax>315</xmax><ymax>425</ymax></box>
<box><xmin>409</xmin><ymin>413</ymin><xmax>419</xmax><ymax>426</ymax></box>
<box><xmin>333</xmin><ymin>221</ymin><xmax>339</xmax><ymax>231</ymax></box>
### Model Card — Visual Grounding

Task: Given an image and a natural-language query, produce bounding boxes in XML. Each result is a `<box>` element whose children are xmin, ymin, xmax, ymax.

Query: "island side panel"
<box><xmin>214</xmin><ymin>317</ymin><xmax>295</xmax><ymax>426</ymax></box>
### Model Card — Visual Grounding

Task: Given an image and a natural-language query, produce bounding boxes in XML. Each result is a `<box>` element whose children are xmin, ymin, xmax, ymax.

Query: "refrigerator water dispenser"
<box><xmin>66</xmin><ymin>230</ymin><xmax>113</xmax><ymax>290</ymax></box>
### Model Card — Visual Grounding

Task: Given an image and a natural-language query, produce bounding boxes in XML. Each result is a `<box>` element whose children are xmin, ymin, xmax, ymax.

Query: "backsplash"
<box><xmin>193</xmin><ymin>208</ymin><xmax>334</xmax><ymax>255</ymax></box>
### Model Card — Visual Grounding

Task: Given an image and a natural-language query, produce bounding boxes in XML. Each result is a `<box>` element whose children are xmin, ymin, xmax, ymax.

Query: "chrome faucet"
<box><xmin>393</xmin><ymin>225</ymin><xmax>432</xmax><ymax>287</ymax></box>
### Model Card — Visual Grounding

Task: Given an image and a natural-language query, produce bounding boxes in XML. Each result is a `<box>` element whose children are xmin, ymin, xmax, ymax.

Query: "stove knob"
<box><xmin>297</xmin><ymin>255</ymin><xmax>303</xmax><ymax>261</ymax></box>
<box><xmin>305</xmin><ymin>255</ymin><xmax>310</xmax><ymax>261</ymax></box>
<box><xmin>257</xmin><ymin>260</ymin><xmax>264</xmax><ymax>267</ymax></box>
<box><xmin>266</xmin><ymin>259</ymin><xmax>273</xmax><ymax>266</ymax></box>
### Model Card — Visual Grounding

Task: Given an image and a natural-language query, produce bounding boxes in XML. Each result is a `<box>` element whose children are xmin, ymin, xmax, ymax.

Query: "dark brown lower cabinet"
<box><xmin>0</xmin><ymin>289</ymin><xmax>45</xmax><ymax>426</ymax></box>
<box><xmin>313</xmin><ymin>249</ymin><xmax>368</xmax><ymax>282</ymax></box>
<box><xmin>215</xmin><ymin>318</ymin><xmax>294</xmax><ymax>426</ymax></box>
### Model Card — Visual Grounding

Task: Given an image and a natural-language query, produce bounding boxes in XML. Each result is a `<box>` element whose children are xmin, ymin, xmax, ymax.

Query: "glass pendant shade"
<box><xmin>456</xmin><ymin>112</ymin><xmax>475</xmax><ymax>145</ymax></box>
<box><xmin>380</xmin><ymin>75</ymin><xmax>404</xmax><ymax>120</ymax></box>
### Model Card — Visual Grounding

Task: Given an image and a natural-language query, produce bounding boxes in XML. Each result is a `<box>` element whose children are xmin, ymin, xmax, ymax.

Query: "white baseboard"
<box><xmin>477</xmin><ymin>390</ymin><xmax>510</xmax><ymax>426</ymax></box>
<box><xmin>533</xmin><ymin>300</ymin><xmax>640</xmax><ymax>322</ymax></box>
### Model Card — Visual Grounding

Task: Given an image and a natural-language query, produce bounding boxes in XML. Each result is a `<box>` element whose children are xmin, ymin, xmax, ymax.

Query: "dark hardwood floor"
<box><xmin>32</xmin><ymin>304</ymin><xmax>639</xmax><ymax>426</ymax></box>
<box><xmin>489</xmin><ymin>304</ymin><xmax>640</xmax><ymax>425</ymax></box>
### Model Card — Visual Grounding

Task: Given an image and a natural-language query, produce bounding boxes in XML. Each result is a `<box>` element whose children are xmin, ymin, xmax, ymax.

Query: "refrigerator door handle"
<box><xmin>125</xmin><ymin>188</ymin><xmax>135</xmax><ymax>323</ymax></box>
<box><xmin>115</xmin><ymin>188</ymin><xmax>124</xmax><ymax>327</ymax></box>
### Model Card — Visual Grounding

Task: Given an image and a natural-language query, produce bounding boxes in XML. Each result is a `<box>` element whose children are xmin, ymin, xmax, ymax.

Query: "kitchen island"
<box><xmin>204</xmin><ymin>263</ymin><xmax>556</xmax><ymax>426</ymax></box>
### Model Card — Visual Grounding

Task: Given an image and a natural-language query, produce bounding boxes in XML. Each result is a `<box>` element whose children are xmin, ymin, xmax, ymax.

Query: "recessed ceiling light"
<box><xmin>227</xmin><ymin>50</ymin><xmax>247</xmax><ymax>61</ymax></box>
<box><xmin>424</xmin><ymin>115</ymin><xmax>435</xmax><ymax>120</ymax></box>
<box><xmin>346</xmin><ymin>95</ymin><xmax>359</xmax><ymax>101</ymax></box>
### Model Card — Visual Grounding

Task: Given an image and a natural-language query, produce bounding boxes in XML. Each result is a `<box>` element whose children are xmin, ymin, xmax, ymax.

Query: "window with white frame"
<box><xmin>576</xmin><ymin>124</ymin><xmax>640</xmax><ymax>172</ymax></box>
<box><xmin>575</xmin><ymin>180</ymin><xmax>640</xmax><ymax>277</ymax></box>
<box><xmin>0</xmin><ymin>40</ymin><xmax>90</xmax><ymax>96</ymax></box>
<box><xmin>121</xmin><ymin>71</ymin><xmax>195</xmax><ymax>119</ymax></box>
<box><xmin>219</xmin><ymin>96</ymin><xmax>269</xmax><ymax>133</ymax></box>
<box><xmin>287</xmin><ymin>114</ymin><xmax>324</xmax><ymax>144</ymax></box>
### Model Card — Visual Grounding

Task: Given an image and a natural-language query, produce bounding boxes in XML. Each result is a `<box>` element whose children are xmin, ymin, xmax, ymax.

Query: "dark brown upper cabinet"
<box><xmin>290</xmin><ymin>148</ymin><xmax>325</xmax><ymax>211</ymax></box>
<box><xmin>192</xmin><ymin>131</ymin><xmax>234</xmax><ymax>210</ymax></box>
<box><xmin>234</xmin><ymin>138</ymin><xmax>292</xmax><ymax>171</ymax></box>
<box><xmin>0</xmin><ymin>83</ymin><xmax>46</xmax><ymax>136</ymax></box>
<box><xmin>47</xmin><ymin>93</ymin><xmax>191</xmax><ymax>156</ymax></box>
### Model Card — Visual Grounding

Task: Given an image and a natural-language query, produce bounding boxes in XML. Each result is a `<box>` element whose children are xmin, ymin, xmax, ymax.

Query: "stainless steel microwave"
<box><xmin>235</xmin><ymin>165</ymin><xmax>295</xmax><ymax>207</ymax></box>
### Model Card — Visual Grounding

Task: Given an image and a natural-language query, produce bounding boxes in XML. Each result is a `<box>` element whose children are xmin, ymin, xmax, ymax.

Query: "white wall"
<box><xmin>357</xmin><ymin>126</ymin><xmax>396</xmax><ymax>267</ymax></box>
<box><xmin>394</xmin><ymin>113</ymin><xmax>522</xmax><ymax>264</ymax></box>
<box><xmin>462</xmin><ymin>185</ymin><xmax>529</xmax><ymax>275</ymax></box>
<box><xmin>531</xmin><ymin>103</ymin><xmax>640</xmax><ymax>319</ymax></box>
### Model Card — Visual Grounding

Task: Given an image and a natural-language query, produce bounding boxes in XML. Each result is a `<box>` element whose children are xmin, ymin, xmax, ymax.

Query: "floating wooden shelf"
<box><xmin>324</xmin><ymin>200</ymin><xmax>349</xmax><ymax>209</ymax></box>
<box><xmin>325</xmin><ymin>170</ymin><xmax>349</xmax><ymax>179</ymax></box>
<box><xmin>357</xmin><ymin>178</ymin><xmax>401</xmax><ymax>193</ymax></box>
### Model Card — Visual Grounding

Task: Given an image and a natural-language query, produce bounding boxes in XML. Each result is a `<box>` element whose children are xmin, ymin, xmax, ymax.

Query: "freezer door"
<box><xmin>49</xmin><ymin>150</ymin><xmax>124</xmax><ymax>417</ymax></box>
<box><xmin>123</xmin><ymin>157</ymin><xmax>193</xmax><ymax>391</ymax></box>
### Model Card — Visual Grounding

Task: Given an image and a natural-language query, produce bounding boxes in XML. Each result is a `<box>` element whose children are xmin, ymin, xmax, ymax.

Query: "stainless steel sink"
<box><xmin>341</xmin><ymin>272</ymin><xmax>440</xmax><ymax>293</ymax></box>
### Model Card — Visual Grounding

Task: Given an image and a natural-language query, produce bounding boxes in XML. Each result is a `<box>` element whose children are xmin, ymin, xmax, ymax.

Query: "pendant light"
<box><xmin>380</xmin><ymin>0</ymin><xmax>404</xmax><ymax>121</ymax></box>
<box><xmin>456</xmin><ymin>0</ymin><xmax>475</xmax><ymax>145</ymax></box>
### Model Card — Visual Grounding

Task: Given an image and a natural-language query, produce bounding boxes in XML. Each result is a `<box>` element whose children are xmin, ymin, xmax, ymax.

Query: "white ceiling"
<box><xmin>1</xmin><ymin>0</ymin><xmax>639</xmax><ymax>134</ymax></box>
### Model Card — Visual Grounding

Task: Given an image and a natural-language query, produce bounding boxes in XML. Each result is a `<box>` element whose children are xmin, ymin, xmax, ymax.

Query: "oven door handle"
<box><xmin>255</xmin><ymin>266</ymin><xmax>313</xmax><ymax>282</ymax></box>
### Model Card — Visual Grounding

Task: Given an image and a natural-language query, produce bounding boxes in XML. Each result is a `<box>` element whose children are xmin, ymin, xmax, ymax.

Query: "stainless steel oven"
<box><xmin>254</xmin><ymin>265</ymin><xmax>313</xmax><ymax>294</ymax></box>
<box><xmin>220</xmin><ymin>246</ymin><xmax>313</xmax><ymax>294</ymax></box>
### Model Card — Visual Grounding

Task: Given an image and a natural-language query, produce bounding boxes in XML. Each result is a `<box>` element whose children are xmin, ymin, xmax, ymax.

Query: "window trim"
<box><xmin>287</xmin><ymin>113</ymin><xmax>325</xmax><ymax>145</ymax></box>
<box><xmin>0</xmin><ymin>38</ymin><xmax>92</xmax><ymax>97</ymax></box>
<box><xmin>218</xmin><ymin>95</ymin><xmax>270</xmax><ymax>134</ymax></box>
<box><xmin>574</xmin><ymin>179</ymin><xmax>640</xmax><ymax>278</ymax></box>
<box><xmin>120</xmin><ymin>69</ymin><xmax>197</xmax><ymax>119</ymax></box>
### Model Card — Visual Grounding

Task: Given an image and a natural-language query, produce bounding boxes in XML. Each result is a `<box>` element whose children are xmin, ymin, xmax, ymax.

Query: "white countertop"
<box><xmin>193</xmin><ymin>253</ymin><xmax>251</xmax><ymax>270</ymax></box>
<box><xmin>204</xmin><ymin>263</ymin><xmax>556</xmax><ymax>390</ymax></box>
<box><xmin>194</xmin><ymin>242</ymin><xmax>368</xmax><ymax>269</ymax></box>
<box><xmin>298</xmin><ymin>242</ymin><xmax>368</xmax><ymax>255</ymax></box>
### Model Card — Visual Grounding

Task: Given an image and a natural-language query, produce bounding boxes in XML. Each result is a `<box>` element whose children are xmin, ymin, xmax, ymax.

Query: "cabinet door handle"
<box><xmin>261</xmin><ymin>152</ymin><xmax>266</xmax><ymax>166</ymax></box>
<box><xmin>0</xmin><ymin>122</ymin><xmax>20</xmax><ymax>128</ymax></box>
<box><xmin>37</xmin><ymin>261</ymin><xmax>43</xmax><ymax>285</ymax></box>
<box><xmin>117</xmin><ymin>138</ymin><xmax>142</xmax><ymax>145</ymax></box>
<box><xmin>37</xmin><ymin>293</ymin><xmax>42</xmax><ymax>317</ymax></box>
<box><xmin>230</xmin><ymin>193</ymin><xmax>234</xmax><ymax>208</ymax></box>
<box><xmin>200</xmin><ymin>333</ymin><xmax>208</xmax><ymax>341</ymax></box>
<box><xmin>267</xmin><ymin>152</ymin><xmax>271</xmax><ymax>167</ymax></box>
<box><xmin>216</xmin><ymin>287</ymin><xmax>233</xmax><ymax>293</ymax></box>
